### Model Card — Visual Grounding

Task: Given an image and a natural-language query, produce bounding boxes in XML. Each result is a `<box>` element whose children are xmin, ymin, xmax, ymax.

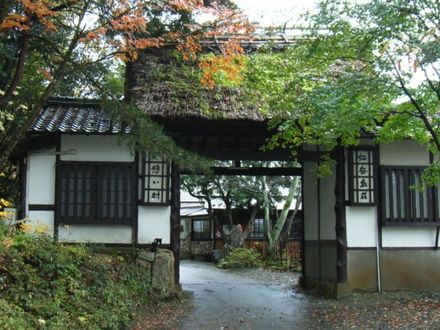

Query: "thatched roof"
<box><xmin>198</xmin><ymin>35</ymin><xmax>295</xmax><ymax>52</ymax></box>
<box><xmin>31</xmin><ymin>36</ymin><xmax>293</xmax><ymax>133</ymax></box>
<box><xmin>126</xmin><ymin>37</ymin><xmax>288</xmax><ymax>122</ymax></box>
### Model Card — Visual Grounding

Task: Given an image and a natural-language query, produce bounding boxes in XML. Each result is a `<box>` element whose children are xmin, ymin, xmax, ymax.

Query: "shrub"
<box><xmin>0</xmin><ymin>231</ymin><xmax>152</xmax><ymax>329</ymax></box>
<box><xmin>218</xmin><ymin>248</ymin><xmax>262</xmax><ymax>269</ymax></box>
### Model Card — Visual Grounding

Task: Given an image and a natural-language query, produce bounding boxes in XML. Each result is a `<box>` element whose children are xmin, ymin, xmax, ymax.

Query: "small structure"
<box><xmin>180</xmin><ymin>191</ymin><xmax>214</xmax><ymax>259</ymax></box>
<box><xmin>179</xmin><ymin>190</ymin><xmax>303</xmax><ymax>261</ymax></box>
<box><xmin>302</xmin><ymin>141</ymin><xmax>440</xmax><ymax>296</ymax></box>
<box><xmin>14</xmin><ymin>39</ymin><xmax>440</xmax><ymax>296</ymax></box>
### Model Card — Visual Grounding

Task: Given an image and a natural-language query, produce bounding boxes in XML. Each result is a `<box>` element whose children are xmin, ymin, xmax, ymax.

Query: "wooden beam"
<box><xmin>297</xmin><ymin>150</ymin><xmax>336</xmax><ymax>162</ymax></box>
<box><xmin>197</xmin><ymin>149</ymin><xmax>292</xmax><ymax>161</ymax></box>
<box><xmin>210</xmin><ymin>167</ymin><xmax>302</xmax><ymax>176</ymax></box>
<box><xmin>170</xmin><ymin>162</ymin><xmax>181</xmax><ymax>284</ymax></box>
<box><xmin>10</xmin><ymin>134</ymin><xmax>58</xmax><ymax>159</ymax></box>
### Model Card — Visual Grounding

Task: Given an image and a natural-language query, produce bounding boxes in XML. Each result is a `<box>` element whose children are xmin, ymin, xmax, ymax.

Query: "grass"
<box><xmin>0</xmin><ymin>222</ymin><xmax>158</xmax><ymax>330</ymax></box>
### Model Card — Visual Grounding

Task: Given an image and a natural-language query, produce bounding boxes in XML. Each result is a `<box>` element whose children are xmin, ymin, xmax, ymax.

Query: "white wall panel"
<box><xmin>61</xmin><ymin>135</ymin><xmax>134</xmax><ymax>162</ymax></box>
<box><xmin>28</xmin><ymin>210</ymin><xmax>55</xmax><ymax>236</ymax></box>
<box><xmin>382</xmin><ymin>227</ymin><xmax>437</xmax><ymax>247</ymax></box>
<box><xmin>27</xmin><ymin>152</ymin><xmax>56</xmax><ymax>205</ymax></box>
<box><xmin>346</xmin><ymin>206</ymin><xmax>377</xmax><ymax>247</ymax></box>
<box><xmin>58</xmin><ymin>225</ymin><xmax>132</xmax><ymax>243</ymax></box>
<box><xmin>138</xmin><ymin>206</ymin><xmax>171</xmax><ymax>244</ymax></box>
<box><xmin>380</xmin><ymin>141</ymin><xmax>429</xmax><ymax>166</ymax></box>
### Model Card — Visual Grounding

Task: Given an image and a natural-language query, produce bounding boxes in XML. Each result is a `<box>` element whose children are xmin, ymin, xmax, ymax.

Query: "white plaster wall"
<box><xmin>27</xmin><ymin>151</ymin><xmax>56</xmax><ymax>205</ymax></box>
<box><xmin>382</xmin><ymin>227</ymin><xmax>438</xmax><ymax>247</ymax></box>
<box><xmin>60</xmin><ymin>135</ymin><xmax>134</xmax><ymax>162</ymax></box>
<box><xmin>58</xmin><ymin>225</ymin><xmax>132</xmax><ymax>243</ymax></box>
<box><xmin>346</xmin><ymin>206</ymin><xmax>377</xmax><ymax>247</ymax></box>
<box><xmin>27</xmin><ymin>211</ymin><xmax>55</xmax><ymax>236</ymax></box>
<box><xmin>320</xmin><ymin>166</ymin><xmax>336</xmax><ymax>240</ymax></box>
<box><xmin>304</xmin><ymin>162</ymin><xmax>318</xmax><ymax>240</ymax></box>
<box><xmin>380</xmin><ymin>141</ymin><xmax>429</xmax><ymax>166</ymax></box>
<box><xmin>138</xmin><ymin>206</ymin><xmax>171</xmax><ymax>244</ymax></box>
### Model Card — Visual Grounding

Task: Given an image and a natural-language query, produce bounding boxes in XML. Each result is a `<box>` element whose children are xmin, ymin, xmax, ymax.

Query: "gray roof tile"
<box><xmin>29</xmin><ymin>98</ymin><xmax>130</xmax><ymax>134</ymax></box>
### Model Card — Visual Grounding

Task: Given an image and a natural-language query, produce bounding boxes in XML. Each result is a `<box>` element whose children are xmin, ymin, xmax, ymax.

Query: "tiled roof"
<box><xmin>29</xmin><ymin>98</ymin><xmax>130</xmax><ymax>134</ymax></box>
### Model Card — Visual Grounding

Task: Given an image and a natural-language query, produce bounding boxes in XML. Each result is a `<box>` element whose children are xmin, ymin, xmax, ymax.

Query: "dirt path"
<box><xmin>179</xmin><ymin>260</ymin><xmax>306</xmax><ymax>330</ymax></box>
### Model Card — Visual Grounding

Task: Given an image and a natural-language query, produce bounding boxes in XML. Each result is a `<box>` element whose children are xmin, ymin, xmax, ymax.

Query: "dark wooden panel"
<box><xmin>29</xmin><ymin>204</ymin><xmax>55</xmax><ymax>211</ymax></box>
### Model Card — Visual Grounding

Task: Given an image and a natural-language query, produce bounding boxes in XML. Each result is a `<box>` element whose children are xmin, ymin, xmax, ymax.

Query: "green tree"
<box><xmin>182</xmin><ymin>161</ymin><xmax>301</xmax><ymax>255</ymax></box>
<box><xmin>0</xmin><ymin>0</ymin><xmax>252</xmax><ymax>173</ymax></box>
<box><xmin>246</xmin><ymin>0</ymin><xmax>440</xmax><ymax>183</ymax></box>
<box><xmin>261</xmin><ymin>175</ymin><xmax>301</xmax><ymax>259</ymax></box>
<box><xmin>182</xmin><ymin>170</ymin><xmax>262</xmax><ymax>252</ymax></box>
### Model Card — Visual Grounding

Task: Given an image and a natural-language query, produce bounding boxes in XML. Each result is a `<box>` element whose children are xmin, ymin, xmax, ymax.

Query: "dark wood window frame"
<box><xmin>191</xmin><ymin>218</ymin><xmax>212</xmax><ymax>241</ymax></box>
<box><xmin>246</xmin><ymin>214</ymin><xmax>303</xmax><ymax>241</ymax></box>
<box><xmin>380</xmin><ymin>165</ymin><xmax>440</xmax><ymax>226</ymax></box>
<box><xmin>56</xmin><ymin>161</ymin><xmax>137</xmax><ymax>225</ymax></box>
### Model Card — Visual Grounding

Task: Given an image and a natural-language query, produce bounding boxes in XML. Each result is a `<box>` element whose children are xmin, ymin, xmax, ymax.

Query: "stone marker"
<box><xmin>137</xmin><ymin>248</ymin><xmax>176</xmax><ymax>296</ymax></box>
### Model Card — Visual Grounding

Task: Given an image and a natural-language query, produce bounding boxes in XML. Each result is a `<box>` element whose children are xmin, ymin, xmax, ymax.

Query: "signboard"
<box><xmin>142</xmin><ymin>154</ymin><xmax>170</xmax><ymax>205</ymax></box>
<box><xmin>348</xmin><ymin>147</ymin><xmax>376</xmax><ymax>205</ymax></box>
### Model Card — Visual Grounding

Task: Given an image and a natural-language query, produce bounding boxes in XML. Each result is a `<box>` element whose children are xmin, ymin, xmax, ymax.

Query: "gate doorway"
<box><xmin>179</xmin><ymin>162</ymin><xmax>303</xmax><ymax>273</ymax></box>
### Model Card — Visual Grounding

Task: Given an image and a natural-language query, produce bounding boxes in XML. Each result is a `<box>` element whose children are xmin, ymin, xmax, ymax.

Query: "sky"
<box><xmin>232</xmin><ymin>0</ymin><xmax>320</xmax><ymax>28</ymax></box>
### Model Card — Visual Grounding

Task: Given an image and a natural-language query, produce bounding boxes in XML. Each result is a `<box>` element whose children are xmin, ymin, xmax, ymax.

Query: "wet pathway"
<box><xmin>179</xmin><ymin>260</ymin><xmax>308</xmax><ymax>330</ymax></box>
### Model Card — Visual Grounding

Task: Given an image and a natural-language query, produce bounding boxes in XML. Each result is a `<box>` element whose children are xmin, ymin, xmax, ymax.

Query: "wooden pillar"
<box><xmin>335</xmin><ymin>145</ymin><xmax>347</xmax><ymax>282</ymax></box>
<box><xmin>170</xmin><ymin>162</ymin><xmax>181</xmax><ymax>284</ymax></box>
<box><xmin>18</xmin><ymin>156</ymin><xmax>27</xmax><ymax>219</ymax></box>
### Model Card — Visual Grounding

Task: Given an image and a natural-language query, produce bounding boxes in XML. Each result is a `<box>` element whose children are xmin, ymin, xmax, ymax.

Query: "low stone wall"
<box><xmin>180</xmin><ymin>236</ymin><xmax>214</xmax><ymax>259</ymax></box>
<box><xmin>180</xmin><ymin>235</ymin><xmax>192</xmax><ymax>259</ymax></box>
<box><xmin>191</xmin><ymin>241</ymin><xmax>213</xmax><ymax>256</ymax></box>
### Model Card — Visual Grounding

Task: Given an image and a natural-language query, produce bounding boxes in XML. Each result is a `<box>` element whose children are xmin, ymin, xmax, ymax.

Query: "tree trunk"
<box><xmin>262</xmin><ymin>176</ymin><xmax>274</xmax><ymax>257</ymax></box>
<box><xmin>265</xmin><ymin>176</ymin><xmax>300</xmax><ymax>259</ymax></box>
<box><xmin>242</xmin><ymin>201</ymin><xmax>260</xmax><ymax>241</ymax></box>
<box><xmin>280</xmin><ymin>191</ymin><xmax>302</xmax><ymax>250</ymax></box>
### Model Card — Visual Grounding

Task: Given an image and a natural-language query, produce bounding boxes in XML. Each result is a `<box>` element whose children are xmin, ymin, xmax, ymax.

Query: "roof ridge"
<box><xmin>46</xmin><ymin>97</ymin><xmax>102</xmax><ymax>107</ymax></box>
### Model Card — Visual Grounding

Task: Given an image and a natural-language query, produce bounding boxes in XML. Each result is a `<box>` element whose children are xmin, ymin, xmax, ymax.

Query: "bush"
<box><xmin>0</xmin><ymin>231</ymin><xmax>152</xmax><ymax>329</ymax></box>
<box><xmin>218</xmin><ymin>248</ymin><xmax>262</xmax><ymax>269</ymax></box>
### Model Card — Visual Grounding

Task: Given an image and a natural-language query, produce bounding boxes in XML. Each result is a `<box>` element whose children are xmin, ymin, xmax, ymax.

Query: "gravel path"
<box><xmin>178</xmin><ymin>260</ymin><xmax>440</xmax><ymax>330</ymax></box>
<box><xmin>225</xmin><ymin>267</ymin><xmax>300</xmax><ymax>289</ymax></box>
<box><xmin>179</xmin><ymin>260</ymin><xmax>308</xmax><ymax>329</ymax></box>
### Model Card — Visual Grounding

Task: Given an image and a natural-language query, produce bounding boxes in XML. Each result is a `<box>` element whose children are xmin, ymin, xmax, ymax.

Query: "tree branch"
<box><xmin>391</xmin><ymin>58</ymin><xmax>440</xmax><ymax>152</ymax></box>
<box><xmin>420</xmin><ymin>63</ymin><xmax>440</xmax><ymax>103</ymax></box>
<box><xmin>0</xmin><ymin>32</ymin><xmax>30</xmax><ymax>108</ymax></box>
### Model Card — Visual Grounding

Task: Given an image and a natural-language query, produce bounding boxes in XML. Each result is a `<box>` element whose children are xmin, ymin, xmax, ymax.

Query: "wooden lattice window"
<box><xmin>191</xmin><ymin>218</ymin><xmax>212</xmax><ymax>241</ymax></box>
<box><xmin>140</xmin><ymin>154</ymin><xmax>170</xmax><ymax>205</ymax></box>
<box><xmin>348</xmin><ymin>147</ymin><xmax>377</xmax><ymax>206</ymax></box>
<box><xmin>57</xmin><ymin>162</ymin><xmax>135</xmax><ymax>225</ymax></box>
<box><xmin>248</xmin><ymin>218</ymin><xmax>265</xmax><ymax>239</ymax></box>
<box><xmin>381</xmin><ymin>166</ymin><xmax>440</xmax><ymax>225</ymax></box>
